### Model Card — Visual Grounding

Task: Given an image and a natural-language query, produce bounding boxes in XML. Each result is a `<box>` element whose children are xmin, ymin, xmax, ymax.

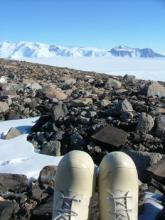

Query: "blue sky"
<box><xmin>0</xmin><ymin>0</ymin><xmax>165</xmax><ymax>52</ymax></box>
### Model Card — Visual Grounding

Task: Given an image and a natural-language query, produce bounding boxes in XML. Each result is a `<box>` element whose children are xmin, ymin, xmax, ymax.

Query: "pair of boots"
<box><xmin>52</xmin><ymin>151</ymin><xmax>138</xmax><ymax>220</ymax></box>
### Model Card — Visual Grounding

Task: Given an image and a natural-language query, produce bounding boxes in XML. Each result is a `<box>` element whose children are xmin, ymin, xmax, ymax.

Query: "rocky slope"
<box><xmin>0</xmin><ymin>58</ymin><xmax>165</xmax><ymax>219</ymax></box>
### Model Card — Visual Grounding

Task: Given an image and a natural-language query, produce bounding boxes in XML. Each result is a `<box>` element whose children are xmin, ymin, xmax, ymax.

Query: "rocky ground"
<box><xmin>0</xmin><ymin>58</ymin><xmax>165</xmax><ymax>219</ymax></box>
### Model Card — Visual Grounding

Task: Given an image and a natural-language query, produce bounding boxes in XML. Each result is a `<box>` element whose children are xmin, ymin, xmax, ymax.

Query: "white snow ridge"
<box><xmin>0</xmin><ymin>41</ymin><xmax>164</xmax><ymax>59</ymax></box>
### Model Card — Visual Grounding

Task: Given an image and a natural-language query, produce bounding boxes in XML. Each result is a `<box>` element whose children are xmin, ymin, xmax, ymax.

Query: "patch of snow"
<box><xmin>0</xmin><ymin>117</ymin><xmax>62</xmax><ymax>179</ymax></box>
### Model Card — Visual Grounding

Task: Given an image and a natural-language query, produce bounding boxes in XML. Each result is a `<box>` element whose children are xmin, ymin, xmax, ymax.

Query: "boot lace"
<box><xmin>54</xmin><ymin>194</ymin><xmax>81</xmax><ymax>220</ymax></box>
<box><xmin>107</xmin><ymin>191</ymin><xmax>132</xmax><ymax>220</ymax></box>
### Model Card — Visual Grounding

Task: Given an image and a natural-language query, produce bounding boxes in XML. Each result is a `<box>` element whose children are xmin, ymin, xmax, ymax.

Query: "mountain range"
<box><xmin>0</xmin><ymin>41</ymin><xmax>164</xmax><ymax>59</ymax></box>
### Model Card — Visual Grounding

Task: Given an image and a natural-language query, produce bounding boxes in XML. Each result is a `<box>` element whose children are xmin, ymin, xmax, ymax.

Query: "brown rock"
<box><xmin>44</xmin><ymin>85</ymin><xmax>67</xmax><ymax>100</ymax></box>
<box><xmin>4</xmin><ymin>127</ymin><xmax>22</xmax><ymax>140</ymax></box>
<box><xmin>71</xmin><ymin>98</ymin><xmax>93</xmax><ymax>107</ymax></box>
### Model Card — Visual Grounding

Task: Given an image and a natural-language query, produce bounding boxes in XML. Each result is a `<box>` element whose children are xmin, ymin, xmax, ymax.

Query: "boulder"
<box><xmin>147</xmin><ymin>158</ymin><xmax>165</xmax><ymax>184</ymax></box>
<box><xmin>38</xmin><ymin>166</ymin><xmax>57</xmax><ymax>188</ymax></box>
<box><xmin>44</xmin><ymin>85</ymin><xmax>67</xmax><ymax>100</ymax></box>
<box><xmin>51</xmin><ymin>103</ymin><xmax>68</xmax><ymax>121</ymax></box>
<box><xmin>118</xmin><ymin>99</ymin><xmax>133</xmax><ymax>113</ymax></box>
<box><xmin>0</xmin><ymin>200</ymin><xmax>19</xmax><ymax>220</ymax></box>
<box><xmin>0</xmin><ymin>174</ymin><xmax>28</xmax><ymax>193</ymax></box>
<box><xmin>136</xmin><ymin>113</ymin><xmax>154</xmax><ymax>133</ymax></box>
<box><xmin>25</xmin><ymin>82</ymin><xmax>42</xmax><ymax>90</ymax></box>
<box><xmin>0</xmin><ymin>102</ymin><xmax>9</xmax><ymax>113</ymax></box>
<box><xmin>143</xmin><ymin>82</ymin><xmax>165</xmax><ymax>97</ymax></box>
<box><xmin>62</xmin><ymin>77</ymin><xmax>76</xmax><ymax>86</ymax></box>
<box><xmin>41</xmin><ymin>140</ymin><xmax>61</xmax><ymax>156</ymax></box>
<box><xmin>123</xmin><ymin>74</ymin><xmax>136</xmax><ymax>84</ymax></box>
<box><xmin>105</xmin><ymin>78</ymin><xmax>122</xmax><ymax>89</ymax></box>
<box><xmin>155</xmin><ymin>115</ymin><xmax>165</xmax><ymax>137</ymax></box>
<box><xmin>92</xmin><ymin>125</ymin><xmax>127</xmax><ymax>148</ymax></box>
<box><xmin>123</xmin><ymin>150</ymin><xmax>163</xmax><ymax>182</ymax></box>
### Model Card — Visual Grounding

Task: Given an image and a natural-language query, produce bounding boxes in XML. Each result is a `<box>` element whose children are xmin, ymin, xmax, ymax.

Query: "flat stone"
<box><xmin>92</xmin><ymin>125</ymin><xmax>127</xmax><ymax>148</ymax></box>
<box><xmin>4</xmin><ymin>127</ymin><xmax>22</xmax><ymax>140</ymax></box>
<box><xmin>71</xmin><ymin>98</ymin><xmax>93</xmax><ymax>107</ymax></box>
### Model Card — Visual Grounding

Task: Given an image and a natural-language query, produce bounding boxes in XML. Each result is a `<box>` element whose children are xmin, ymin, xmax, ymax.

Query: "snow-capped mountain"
<box><xmin>0</xmin><ymin>41</ymin><xmax>164</xmax><ymax>59</ymax></box>
<box><xmin>109</xmin><ymin>45</ymin><xmax>164</xmax><ymax>58</ymax></box>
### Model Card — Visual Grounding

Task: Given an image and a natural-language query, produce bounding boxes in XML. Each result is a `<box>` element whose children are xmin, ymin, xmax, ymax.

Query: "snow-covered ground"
<box><xmin>25</xmin><ymin>57</ymin><xmax>165</xmax><ymax>81</ymax></box>
<box><xmin>0</xmin><ymin>117</ymin><xmax>62</xmax><ymax>179</ymax></box>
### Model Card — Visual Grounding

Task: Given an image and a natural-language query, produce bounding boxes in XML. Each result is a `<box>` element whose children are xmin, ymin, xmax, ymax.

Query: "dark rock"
<box><xmin>147</xmin><ymin>158</ymin><xmax>165</xmax><ymax>184</ymax></box>
<box><xmin>120</xmin><ymin>111</ymin><xmax>133</xmax><ymax>122</ymax></box>
<box><xmin>31</xmin><ymin>116</ymin><xmax>51</xmax><ymax>132</ymax></box>
<box><xmin>31</xmin><ymin>196</ymin><xmax>53</xmax><ymax>220</ymax></box>
<box><xmin>157</xmin><ymin>207</ymin><xmax>165</xmax><ymax>220</ymax></box>
<box><xmin>39</xmin><ymin>166</ymin><xmax>57</xmax><ymax>188</ymax></box>
<box><xmin>0</xmin><ymin>200</ymin><xmax>19</xmax><ymax>220</ymax></box>
<box><xmin>155</xmin><ymin>115</ymin><xmax>165</xmax><ymax>138</ymax></box>
<box><xmin>92</xmin><ymin>125</ymin><xmax>128</xmax><ymax>148</ymax></box>
<box><xmin>30</xmin><ymin>182</ymin><xmax>48</xmax><ymax>202</ymax></box>
<box><xmin>123</xmin><ymin>150</ymin><xmax>163</xmax><ymax>182</ymax></box>
<box><xmin>41</xmin><ymin>140</ymin><xmax>61</xmax><ymax>156</ymax></box>
<box><xmin>0</xmin><ymin>174</ymin><xmax>28</xmax><ymax>193</ymax></box>
<box><xmin>70</xmin><ymin>132</ymin><xmax>86</xmax><ymax>150</ymax></box>
<box><xmin>51</xmin><ymin>103</ymin><xmax>68</xmax><ymax>121</ymax></box>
